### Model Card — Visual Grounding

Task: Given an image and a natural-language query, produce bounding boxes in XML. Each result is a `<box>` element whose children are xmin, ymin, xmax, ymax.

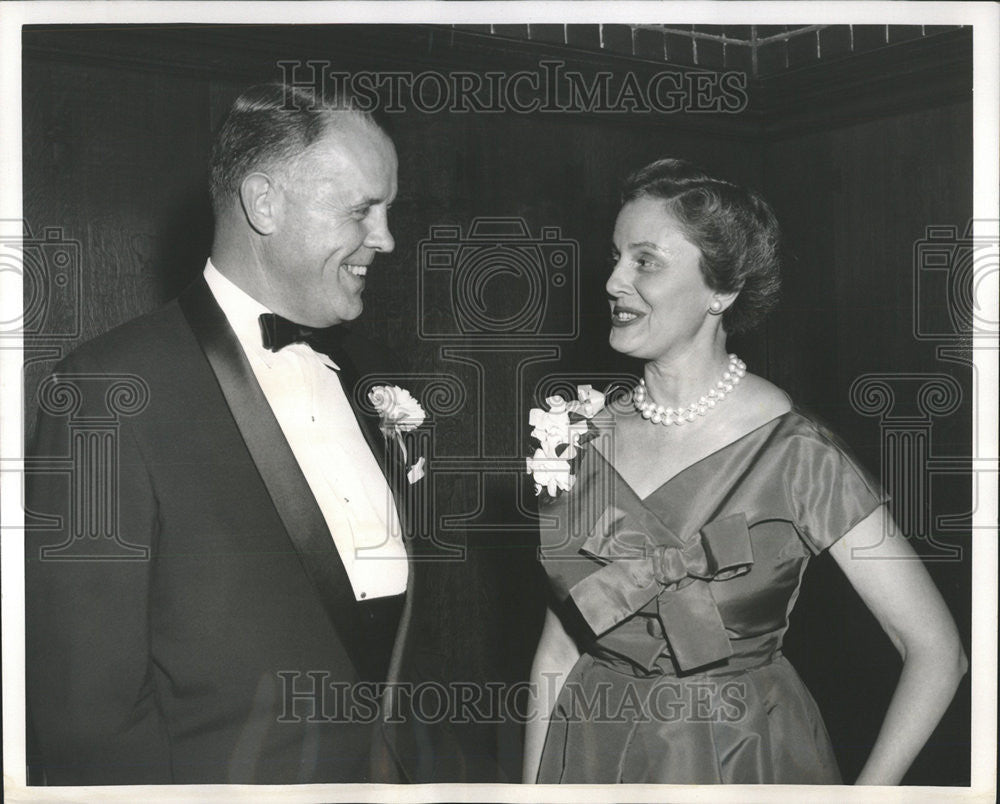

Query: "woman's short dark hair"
<box><xmin>621</xmin><ymin>158</ymin><xmax>782</xmax><ymax>334</ymax></box>
<box><xmin>209</xmin><ymin>82</ymin><xmax>379</xmax><ymax>212</ymax></box>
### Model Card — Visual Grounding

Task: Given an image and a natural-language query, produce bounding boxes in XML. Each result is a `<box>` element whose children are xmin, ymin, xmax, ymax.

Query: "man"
<box><xmin>25</xmin><ymin>83</ymin><xmax>415</xmax><ymax>784</ymax></box>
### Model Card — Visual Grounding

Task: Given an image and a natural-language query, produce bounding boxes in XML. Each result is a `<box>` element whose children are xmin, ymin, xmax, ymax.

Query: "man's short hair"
<box><xmin>209</xmin><ymin>83</ymin><xmax>381</xmax><ymax>212</ymax></box>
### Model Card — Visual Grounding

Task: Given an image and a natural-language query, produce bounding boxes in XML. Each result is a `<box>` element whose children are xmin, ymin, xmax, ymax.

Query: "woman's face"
<box><xmin>606</xmin><ymin>196</ymin><xmax>719</xmax><ymax>361</ymax></box>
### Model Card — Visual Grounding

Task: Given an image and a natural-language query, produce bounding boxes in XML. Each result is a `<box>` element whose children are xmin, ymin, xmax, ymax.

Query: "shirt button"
<box><xmin>360</xmin><ymin>592</ymin><xmax>367</xmax><ymax>599</ymax></box>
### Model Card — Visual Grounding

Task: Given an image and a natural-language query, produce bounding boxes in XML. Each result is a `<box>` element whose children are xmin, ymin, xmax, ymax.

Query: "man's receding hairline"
<box><xmin>315</xmin><ymin>107</ymin><xmax>386</xmax><ymax>140</ymax></box>
<box><xmin>261</xmin><ymin>111</ymin><xmax>391</xmax><ymax>180</ymax></box>
<box><xmin>299</xmin><ymin>111</ymin><xmax>391</xmax><ymax>157</ymax></box>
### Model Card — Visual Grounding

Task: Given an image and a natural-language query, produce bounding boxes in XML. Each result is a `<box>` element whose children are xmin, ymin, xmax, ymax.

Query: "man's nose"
<box><xmin>365</xmin><ymin>210</ymin><xmax>395</xmax><ymax>253</ymax></box>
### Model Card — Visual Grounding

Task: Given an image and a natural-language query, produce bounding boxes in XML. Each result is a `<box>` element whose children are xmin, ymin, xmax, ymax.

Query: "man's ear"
<box><xmin>239</xmin><ymin>173</ymin><xmax>279</xmax><ymax>235</ymax></box>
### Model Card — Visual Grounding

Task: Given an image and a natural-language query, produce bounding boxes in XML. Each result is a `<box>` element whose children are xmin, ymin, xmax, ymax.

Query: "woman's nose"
<box><xmin>605</xmin><ymin>259</ymin><xmax>631</xmax><ymax>298</ymax></box>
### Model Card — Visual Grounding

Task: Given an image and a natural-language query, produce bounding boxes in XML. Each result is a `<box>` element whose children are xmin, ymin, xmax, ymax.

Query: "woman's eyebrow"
<box><xmin>628</xmin><ymin>240</ymin><xmax>669</xmax><ymax>254</ymax></box>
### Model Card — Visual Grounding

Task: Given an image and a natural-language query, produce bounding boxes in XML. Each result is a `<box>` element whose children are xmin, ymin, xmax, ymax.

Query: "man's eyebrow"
<box><xmin>350</xmin><ymin>195</ymin><xmax>394</xmax><ymax>209</ymax></box>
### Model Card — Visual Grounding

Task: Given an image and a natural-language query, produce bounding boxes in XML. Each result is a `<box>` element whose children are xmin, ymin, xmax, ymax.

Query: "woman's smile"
<box><xmin>610</xmin><ymin>303</ymin><xmax>646</xmax><ymax>327</ymax></box>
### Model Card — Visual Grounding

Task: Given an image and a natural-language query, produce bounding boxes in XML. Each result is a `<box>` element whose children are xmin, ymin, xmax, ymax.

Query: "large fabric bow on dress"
<box><xmin>539</xmin><ymin>447</ymin><xmax>754</xmax><ymax>672</ymax></box>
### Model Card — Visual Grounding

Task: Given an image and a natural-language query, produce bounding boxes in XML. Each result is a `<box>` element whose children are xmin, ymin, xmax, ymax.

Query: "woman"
<box><xmin>523</xmin><ymin>159</ymin><xmax>967</xmax><ymax>785</ymax></box>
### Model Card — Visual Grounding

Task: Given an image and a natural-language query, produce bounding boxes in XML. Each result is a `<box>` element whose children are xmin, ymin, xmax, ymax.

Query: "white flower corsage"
<box><xmin>526</xmin><ymin>385</ymin><xmax>605</xmax><ymax>498</ymax></box>
<box><xmin>368</xmin><ymin>384</ymin><xmax>427</xmax><ymax>482</ymax></box>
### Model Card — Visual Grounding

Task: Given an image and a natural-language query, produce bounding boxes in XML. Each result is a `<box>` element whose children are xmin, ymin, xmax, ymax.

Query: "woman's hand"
<box><xmin>522</xmin><ymin>605</ymin><xmax>581</xmax><ymax>784</ymax></box>
<box><xmin>829</xmin><ymin>505</ymin><xmax>968</xmax><ymax>785</ymax></box>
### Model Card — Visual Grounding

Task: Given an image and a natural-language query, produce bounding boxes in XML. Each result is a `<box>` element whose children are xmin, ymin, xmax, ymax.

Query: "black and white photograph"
<box><xmin>1</xmin><ymin>2</ymin><xmax>996</xmax><ymax>802</ymax></box>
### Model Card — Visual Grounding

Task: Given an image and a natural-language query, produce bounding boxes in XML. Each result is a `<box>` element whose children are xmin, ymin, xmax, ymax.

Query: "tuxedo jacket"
<box><xmin>25</xmin><ymin>276</ymin><xmax>414</xmax><ymax>785</ymax></box>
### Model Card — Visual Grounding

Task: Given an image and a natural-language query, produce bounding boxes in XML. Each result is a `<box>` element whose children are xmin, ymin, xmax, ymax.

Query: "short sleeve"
<box><xmin>787</xmin><ymin>425</ymin><xmax>889</xmax><ymax>554</ymax></box>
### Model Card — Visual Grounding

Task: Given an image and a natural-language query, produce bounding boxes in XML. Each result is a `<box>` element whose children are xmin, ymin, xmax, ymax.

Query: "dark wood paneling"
<box><xmin>763</xmin><ymin>100</ymin><xmax>973</xmax><ymax>786</ymax></box>
<box><xmin>22</xmin><ymin>58</ymin><xmax>214</xmax><ymax>439</ymax></box>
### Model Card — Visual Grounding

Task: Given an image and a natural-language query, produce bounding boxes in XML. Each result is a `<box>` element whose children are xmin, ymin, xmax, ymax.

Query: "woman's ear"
<box><xmin>709</xmin><ymin>289</ymin><xmax>740</xmax><ymax>315</ymax></box>
<box><xmin>239</xmin><ymin>172</ymin><xmax>279</xmax><ymax>235</ymax></box>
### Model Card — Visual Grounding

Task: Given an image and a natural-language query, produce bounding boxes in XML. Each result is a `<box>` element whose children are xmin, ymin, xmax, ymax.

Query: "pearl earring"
<box><xmin>709</xmin><ymin>300</ymin><xmax>723</xmax><ymax>314</ymax></box>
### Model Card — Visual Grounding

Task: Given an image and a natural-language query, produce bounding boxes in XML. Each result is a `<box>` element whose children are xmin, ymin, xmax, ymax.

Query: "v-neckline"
<box><xmin>591</xmin><ymin>409</ymin><xmax>797</xmax><ymax>503</ymax></box>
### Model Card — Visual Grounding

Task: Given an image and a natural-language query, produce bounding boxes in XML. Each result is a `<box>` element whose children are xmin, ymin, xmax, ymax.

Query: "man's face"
<box><xmin>262</xmin><ymin>122</ymin><xmax>398</xmax><ymax>327</ymax></box>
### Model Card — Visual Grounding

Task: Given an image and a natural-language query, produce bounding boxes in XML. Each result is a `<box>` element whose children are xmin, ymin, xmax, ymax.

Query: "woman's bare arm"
<box><xmin>522</xmin><ymin>605</ymin><xmax>581</xmax><ymax>783</ymax></box>
<box><xmin>829</xmin><ymin>506</ymin><xmax>968</xmax><ymax>785</ymax></box>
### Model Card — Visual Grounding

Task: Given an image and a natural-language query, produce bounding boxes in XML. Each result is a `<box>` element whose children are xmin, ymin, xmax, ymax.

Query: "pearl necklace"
<box><xmin>634</xmin><ymin>354</ymin><xmax>746</xmax><ymax>426</ymax></box>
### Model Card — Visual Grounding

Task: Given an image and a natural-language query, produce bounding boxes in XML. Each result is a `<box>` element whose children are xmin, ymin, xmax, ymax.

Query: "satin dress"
<box><xmin>535</xmin><ymin>410</ymin><xmax>886</xmax><ymax>784</ymax></box>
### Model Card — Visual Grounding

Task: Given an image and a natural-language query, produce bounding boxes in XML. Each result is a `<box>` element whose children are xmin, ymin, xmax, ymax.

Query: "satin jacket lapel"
<box><xmin>177</xmin><ymin>276</ymin><xmax>374</xmax><ymax>677</ymax></box>
<box><xmin>332</xmin><ymin>344</ymin><xmax>415</xmax><ymax>693</ymax></box>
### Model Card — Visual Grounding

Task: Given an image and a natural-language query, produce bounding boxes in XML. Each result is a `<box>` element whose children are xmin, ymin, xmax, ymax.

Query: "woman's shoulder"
<box><xmin>727</xmin><ymin>372</ymin><xmax>793</xmax><ymax>433</ymax></box>
<box><xmin>731</xmin><ymin>376</ymin><xmax>863</xmax><ymax>461</ymax></box>
<box><xmin>763</xmin><ymin>401</ymin><xmax>882</xmax><ymax>495</ymax></box>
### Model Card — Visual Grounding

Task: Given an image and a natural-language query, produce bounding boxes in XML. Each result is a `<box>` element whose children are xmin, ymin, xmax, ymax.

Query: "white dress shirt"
<box><xmin>203</xmin><ymin>260</ymin><xmax>407</xmax><ymax>600</ymax></box>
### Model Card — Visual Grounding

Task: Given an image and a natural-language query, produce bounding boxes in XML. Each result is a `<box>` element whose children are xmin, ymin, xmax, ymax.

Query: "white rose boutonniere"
<box><xmin>368</xmin><ymin>384</ymin><xmax>427</xmax><ymax>480</ymax></box>
<box><xmin>526</xmin><ymin>385</ymin><xmax>606</xmax><ymax>499</ymax></box>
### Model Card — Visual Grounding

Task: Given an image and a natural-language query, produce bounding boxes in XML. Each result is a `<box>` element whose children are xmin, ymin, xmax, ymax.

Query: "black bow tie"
<box><xmin>258</xmin><ymin>313</ymin><xmax>348</xmax><ymax>360</ymax></box>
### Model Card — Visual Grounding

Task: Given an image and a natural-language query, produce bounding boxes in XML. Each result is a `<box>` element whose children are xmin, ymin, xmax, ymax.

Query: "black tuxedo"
<box><xmin>25</xmin><ymin>276</ymin><xmax>413</xmax><ymax>785</ymax></box>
